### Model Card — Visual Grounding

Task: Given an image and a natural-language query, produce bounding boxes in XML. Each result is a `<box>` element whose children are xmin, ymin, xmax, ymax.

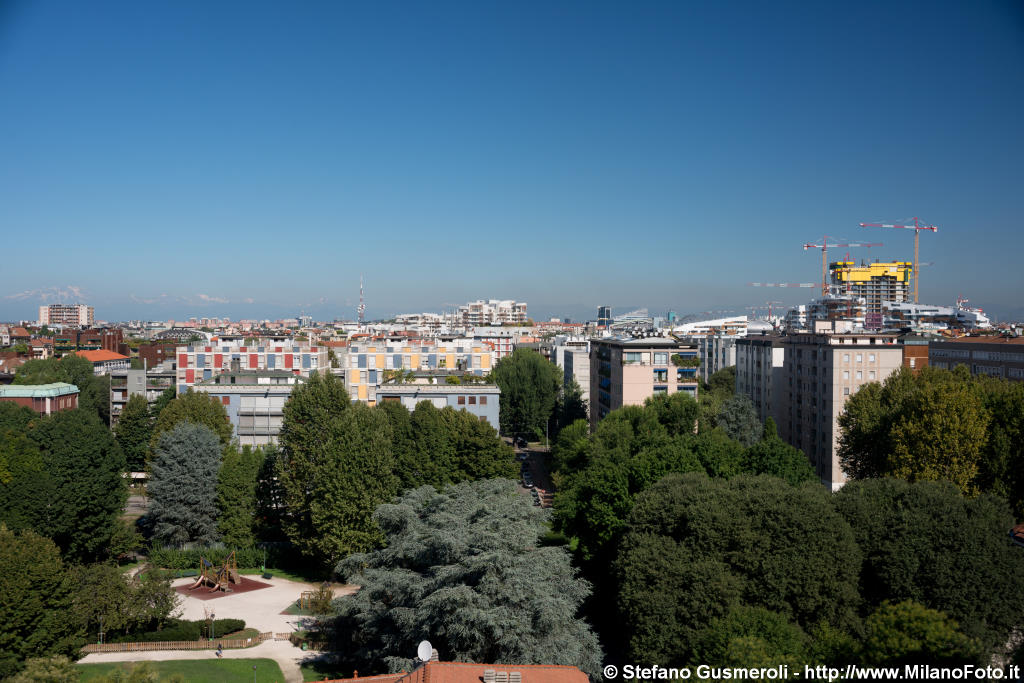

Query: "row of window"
<box><xmin>456</xmin><ymin>395</ymin><xmax>488</xmax><ymax>405</ymax></box>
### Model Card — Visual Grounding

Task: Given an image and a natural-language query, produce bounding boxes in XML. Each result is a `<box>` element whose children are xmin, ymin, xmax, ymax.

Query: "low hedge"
<box><xmin>110</xmin><ymin>618</ymin><xmax>246</xmax><ymax>643</ymax></box>
<box><xmin>147</xmin><ymin>545</ymin><xmax>291</xmax><ymax>571</ymax></box>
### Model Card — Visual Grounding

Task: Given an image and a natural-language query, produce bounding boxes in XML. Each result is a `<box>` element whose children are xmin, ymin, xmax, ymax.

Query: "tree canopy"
<box><xmin>490</xmin><ymin>348</ymin><xmax>562</xmax><ymax>438</ymax></box>
<box><xmin>147</xmin><ymin>423</ymin><xmax>222</xmax><ymax>547</ymax></box>
<box><xmin>115</xmin><ymin>394</ymin><xmax>153</xmax><ymax>472</ymax></box>
<box><xmin>837</xmin><ymin>366</ymin><xmax>1014</xmax><ymax>502</ymax></box>
<box><xmin>149</xmin><ymin>389</ymin><xmax>233</xmax><ymax>459</ymax></box>
<box><xmin>0</xmin><ymin>525</ymin><xmax>80</xmax><ymax>678</ymax></box>
<box><xmin>14</xmin><ymin>354</ymin><xmax>110</xmax><ymax>424</ymax></box>
<box><xmin>216</xmin><ymin>445</ymin><xmax>265</xmax><ymax>547</ymax></box>
<box><xmin>616</xmin><ymin>473</ymin><xmax>861</xmax><ymax>666</ymax></box>
<box><xmin>277</xmin><ymin>372</ymin><xmax>398</xmax><ymax>567</ymax></box>
<box><xmin>834</xmin><ymin>478</ymin><xmax>1024</xmax><ymax>654</ymax></box>
<box><xmin>331</xmin><ymin>480</ymin><xmax>603</xmax><ymax>678</ymax></box>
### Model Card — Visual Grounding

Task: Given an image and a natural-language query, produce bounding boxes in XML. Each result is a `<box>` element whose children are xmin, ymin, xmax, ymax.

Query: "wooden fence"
<box><xmin>81</xmin><ymin>632</ymin><xmax>273</xmax><ymax>654</ymax></box>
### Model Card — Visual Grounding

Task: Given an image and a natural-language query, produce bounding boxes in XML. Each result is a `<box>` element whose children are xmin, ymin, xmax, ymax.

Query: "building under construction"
<box><xmin>830</xmin><ymin>260</ymin><xmax>912</xmax><ymax>324</ymax></box>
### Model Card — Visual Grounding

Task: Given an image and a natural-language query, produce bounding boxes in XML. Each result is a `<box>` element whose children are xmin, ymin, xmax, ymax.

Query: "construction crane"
<box><xmin>859</xmin><ymin>217</ymin><xmax>937</xmax><ymax>303</ymax></box>
<box><xmin>802</xmin><ymin>237</ymin><xmax>883</xmax><ymax>297</ymax></box>
<box><xmin>747</xmin><ymin>282</ymin><xmax>815</xmax><ymax>288</ymax></box>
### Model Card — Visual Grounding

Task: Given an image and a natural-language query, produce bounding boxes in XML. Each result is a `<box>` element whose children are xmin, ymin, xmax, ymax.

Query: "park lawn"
<box><xmin>78</xmin><ymin>658</ymin><xmax>285</xmax><ymax>682</ymax></box>
<box><xmin>301</xmin><ymin>659</ymin><xmax>348</xmax><ymax>682</ymax></box>
<box><xmin>240</xmin><ymin>566</ymin><xmax>330</xmax><ymax>583</ymax></box>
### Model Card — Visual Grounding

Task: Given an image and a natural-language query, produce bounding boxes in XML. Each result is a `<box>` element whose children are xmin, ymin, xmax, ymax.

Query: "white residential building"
<box><xmin>457</xmin><ymin>300</ymin><xmax>528</xmax><ymax>326</ymax></box>
<box><xmin>38</xmin><ymin>304</ymin><xmax>94</xmax><ymax>327</ymax></box>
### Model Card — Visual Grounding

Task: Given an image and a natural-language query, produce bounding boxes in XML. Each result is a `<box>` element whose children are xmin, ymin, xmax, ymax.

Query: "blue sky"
<box><xmin>1</xmin><ymin>1</ymin><xmax>1022</xmax><ymax>322</ymax></box>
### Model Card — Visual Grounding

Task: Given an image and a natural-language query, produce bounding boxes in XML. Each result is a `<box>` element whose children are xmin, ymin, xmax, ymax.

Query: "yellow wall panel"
<box><xmin>411</xmin><ymin>354</ymin><xmax>420</xmax><ymax>368</ymax></box>
<box><xmin>358</xmin><ymin>384</ymin><xmax>367</xmax><ymax>400</ymax></box>
<box><xmin>481</xmin><ymin>354</ymin><xmax>491</xmax><ymax>369</ymax></box>
<box><xmin>376</xmin><ymin>354</ymin><xmax>385</xmax><ymax>368</ymax></box>
<box><xmin>446</xmin><ymin>353</ymin><xmax>455</xmax><ymax>369</ymax></box>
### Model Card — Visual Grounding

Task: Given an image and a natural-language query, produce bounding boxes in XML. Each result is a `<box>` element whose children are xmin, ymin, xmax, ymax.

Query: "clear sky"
<box><xmin>1</xmin><ymin>1</ymin><xmax>1022</xmax><ymax>322</ymax></box>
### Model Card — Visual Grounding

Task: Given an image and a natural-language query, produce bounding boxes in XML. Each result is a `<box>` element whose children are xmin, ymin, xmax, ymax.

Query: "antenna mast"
<box><xmin>358</xmin><ymin>275</ymin><xmax>365</xmax><ymax>324</ymax></box>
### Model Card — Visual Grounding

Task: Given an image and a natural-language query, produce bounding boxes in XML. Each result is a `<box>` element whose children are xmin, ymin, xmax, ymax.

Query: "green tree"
<box><xmin>0</xmin><ymin>525</ymin><xmax>80</xmax><ymax>678</ymax></box>
<box><xmin>862</xmin><ymin>600</ymin><xmax>981</xmax><ymax>666</ymax></box>
<box><xmin>14</xmin><ymin>353</ymin><xmax>110</xmax><ymax>423</ymax></box>
<box><xmin>834</xmin><ymin>478</ymin><xmax>1024</xmax><ymax>654</ymax></box>
<box><xmin>715</xmin><ymin>394</ymin><xmax>762</xmax><ymax>447</ymax></box>
<box><xmin>743</xmin><ymin>418</ymin><xmax>817</xmax><ymax>485</ymax></box>
<box><xmin>8</xmin><ymin>655</ymin><xmax>79</xmax><ymax>683</ymax></box>
<box><xmin>838</xmin><ymin>366</ymin><xmax>989</xmax><ymax>494</ymax></box>
<box><xmin>26</xmin><ymin>409</ymin><xmax>127</xmax><ymax>561</ymax></box>
<box><xmin>331</xmin><ymin>480</ymin><xmax>603</xmax><ymax>678</ymax></box>
<box><xmin>67</xmin><ymin>563</ymin><xmax>178</xmax><ymax>641</ymax></box>
<box><xmin>490</xmin><ymin>348</ymin><xmax>562</xmax><ymax>438</ymax></box>
<box><xmin>254</xmin><ymin>443</ymin><xmax>287</xmax><ymax>542</ymax></box>
<box><xmin>976</xmin><ymin>378</ymin><xmax>1024</xmax><ymax>518</ymax></box>
<box><xmin>149</xmin><ymin>390</ymin><xmax>232</xmax><ymax>460</ymax></box>
<box><xmin>696</xmin><ymin>605</ymin><xmax>807</xmax><ymax>667</ymax></box>
<box><xmin>645</xmin><ymin>391</ymin><xmax>700</xmax><ymax>436</ymax></box>
<box><xmin>216</xmin><ymin>445</ymin><xmax>264</xmax><ymax>547</ymax></box>
<box><xmin>116</xmin><ymin>394</ymin><xmax>153</xmax><ymax>472</ymax></box>
<box><xmin>150</xmin><ymin>387</ymin><xmax>176</xmax><ymax>420</ymax></box>
<box><xmin>277</xmin><ymin>372</ymin><xmax>398</xmax><ymax>567</ymax></box>
<box><xmin>617</xmin><ymin>473</ymin><xmax>861</xmax><ymax>665</ymax></box>
<box><xmin>554</xmin><ymin>377</ymin><xmax>589</xmax><ymax>434</ymax></box>
<box><xmin>147</xmin><ymin>423</ymin><xmax>222</xmax><ymax>546</ymax></box>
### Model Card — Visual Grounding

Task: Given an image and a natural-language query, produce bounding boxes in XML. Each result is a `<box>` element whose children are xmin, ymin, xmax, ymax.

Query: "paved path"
<box><xmin>79</xmin><ymin>576</ymin><xmax>357</xmax><ymax>683</ymax></box>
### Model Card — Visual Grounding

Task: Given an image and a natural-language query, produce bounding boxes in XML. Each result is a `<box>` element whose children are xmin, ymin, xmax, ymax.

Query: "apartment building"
<box><xmin>929</xmin><ymin>336</ymin><xmax>1024</xmax><ymax>381</ymax></box>
<box><xmin>830</xmin><ymin>261</ymin><xmax>912</xmax><ymax>319</ymax></box>
<box><xmin>346</xmin><ymin>338</ymin><xmax>493</xmax><ymax>405</ymax></box>
<box><xmin>74</xmin><ymin>349</ymin><xmax>130</xmax><ymax>375</ymax></box>
<box><xmin>109</xmin><ymin>367</ymin><xmax>176</xmax><ymax>424</ymax></box>
<box><xmin>695</xmin><ymin>334</ymin><xmax>740</xmax><ymax>384</ymax></box>
<box><xmin>175</xmin><ymin>340</ymin><xmax>328</xmax><ymax>393</ymax></box>
<box><xmin>735</xmin><ymin>335</ymin><xmax>786</xmax><ymax>426</ymax></box>
<box><xmin>38</xmin><ymin>303</ymin><xmax>94</xmax><ymax>327</ymax></box>
<box><xmin>376</xmin><ymin>383</ymin><xmax>501</xmax><ymax>428</ymax></box>
<box><xmin>777</xmin><ymin>333</ymin><xmax>903</xmax><ymax>490</ymax></box>
<box><xmin>590</xmin><ymin>337</ymin><xmax>699</xmax><ymax>429</ymax></box>
<box><xmin>457</xmin><ymin>300</ymin><xmax>528</xmax><ymax>326</ymax></box>
<box><xmin>192</xmin><ymin>370</ymin><xmax>304</xmax><ymax>447</ymax></box>
<box><xmin>551</xmin><ymin>336</ymin><xmax>591</xmax><ymax>411</ymax></box>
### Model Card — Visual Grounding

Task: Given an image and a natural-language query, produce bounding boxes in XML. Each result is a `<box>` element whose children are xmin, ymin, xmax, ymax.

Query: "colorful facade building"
<box><xmin>175</xmin><ymin>340</ymin><xmax>329</xmax><ymax>393</ymax></box>
<box><xmin>346</xmin><ymin>338</ymin><xmax>494</xmax><ymax>405</ymax></box>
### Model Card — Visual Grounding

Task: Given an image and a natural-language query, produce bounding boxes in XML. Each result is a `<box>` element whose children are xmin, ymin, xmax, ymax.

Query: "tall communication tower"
<box><xmin>358</xmin><ymin>274</ymin><xmax>366</xmax><ymax>323</ymax></box>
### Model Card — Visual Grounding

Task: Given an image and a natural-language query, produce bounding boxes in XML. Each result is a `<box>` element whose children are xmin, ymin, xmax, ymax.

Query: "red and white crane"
<box><xmin>746</xmin><ymin>282</ymin><xmax>815</xmax><ymax>288</ymax></box>
<box><xmin>859</xmin><ymin>217</ymin><xmax>937</xmax><ymax>303</ymax></box>
<box><xmin>802</xmin><ymin>236</ymin><xmax>883</xmax><ymax>297</ymax></box>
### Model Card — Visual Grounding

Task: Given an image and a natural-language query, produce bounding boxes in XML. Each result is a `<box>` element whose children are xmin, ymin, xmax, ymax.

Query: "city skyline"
<box><xmin>2</xmin><ymin>1</ymin><xmax>1022</xmax><ymax>321</ymax></box>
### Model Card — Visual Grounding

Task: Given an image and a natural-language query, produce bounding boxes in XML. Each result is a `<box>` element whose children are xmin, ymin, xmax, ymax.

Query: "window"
<box><xmin>457</xmin><ymin>396</ymin><xmax>465</xmax><ymax>405</ymax></box>
<box><xmin>843</xmin><ymin>354</ymin><xmax>850</xmax><ymax>362</ymax></box>
<box><xmin>843</xmin><ymin>370</ymin><xmax>850</xmax><ymax>379</ymax></box>
<box><xmin>479</xmin><ymin>395</ymin><xmax>487</xmax><ymax>405</ymax></box>
<box><xmin>856</xmin><ymin>354</ymin><xmax>862</xmax><ymax>362</ymax></box>
<box><xmin>469</xmin><ymin>396</ymin><xmax>476</xmax><ymax>404</ymax></box>
<box><xmin>843</xmin><ymin>387</ymin><xmax>850</xmax><ymax>396</ymax></box>
<box><xmin>869</xmin><ymin>370</ymin><xmax>876</xmax><ymax>380</ymax></box>
<box><xmin>869</xmin><ymin>353</ymin><xmax>876</xmax><ymax>362</ymax></box>
<box><xmin>221</xmin><ymin>396</ymin><xmax>230</xmax><ymax>405</ymax></box>
<box><xmin>653</xmin><ymin>352</ymin><xmax>668</xmax><ymax>365</ymax></box>
<box><xmin>654</xmin><ymin>369</ymin><xmax>668</xmax><ymax>382</ymax></box>
<box><xmin>856</xmin><ymin>371</ymin><xmax>863</xmax><ymax>380</ymax></box>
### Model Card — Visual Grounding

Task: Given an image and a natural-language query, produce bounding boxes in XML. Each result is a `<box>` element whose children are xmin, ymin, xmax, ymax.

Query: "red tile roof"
<box><xmin>74</xmin><ymin>350</ymin><xmax>130</xmax><ymax>362</ymax></box>
<box><xmin>323</xmin><ymin>661</ymin><xmax>589</xmax><ymax>683</ymax></box>
<box><xmin>11</xmin><ymin>327</ymin><xmax>31</xmax><ymax>337</ymax></box>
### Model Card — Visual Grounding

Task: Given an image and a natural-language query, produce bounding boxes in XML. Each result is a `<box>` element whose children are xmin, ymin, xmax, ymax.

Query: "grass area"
<box><xmin>78</xmin><ymin>658</ymin><xmax>284</xmax><ymax>682</ymax></box>
<box><xmin>301</xmin><ymin>658</ymin><xmax>348</xmax><ymax>682</ymax></box>
<box><xmin>281</xmin><ymin>602</ymin><xmax>315</xmax><ymax>617</ymax></box>
<box><xmin>240</xmin><ymin>566</ymin><xmax>331</xmax><ymax>584</ymax></box>
<box><xmin>221</xmin><ymin>627</ymin><xmax>263</xmax><ymax>642</ymax></box>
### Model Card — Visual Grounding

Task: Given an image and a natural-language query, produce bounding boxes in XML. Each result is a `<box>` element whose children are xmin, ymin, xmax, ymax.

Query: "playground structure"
<box><xmin>298</xmin><ymin>590</ymin><xmax>316</xmax><ymax>610</ymax></box>
<box><xmin>189</xmin><ymin>551</ymin><xmax>241</xmax><ymax>592</ymax></box>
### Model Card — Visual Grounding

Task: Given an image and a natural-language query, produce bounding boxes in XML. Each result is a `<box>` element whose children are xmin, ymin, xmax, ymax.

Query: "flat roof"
<box><xmin>934</xmin><ymin>336</ymin><xmax>1024</xmax><ymax>346</ymax></box>
<box><xmin>377</xmin><ymin>384</ymin><xmax>500</xmax><ymax>395</ymax></box>
<box><xmin>0</xmin><ymin>382</ymin><xmax>79</xmax><ymax>398</ymax></box>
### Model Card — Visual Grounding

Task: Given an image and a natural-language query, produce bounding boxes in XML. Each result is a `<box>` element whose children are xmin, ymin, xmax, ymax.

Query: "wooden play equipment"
<box><xmin>189</xmin><ymin>551</ymin><xmax>241</xmax><ymax>592</ymax></box>
<box><xmin>298</xmin><ymin>590</ymin><xmax>315</xmax><ymax>610</ymax></box>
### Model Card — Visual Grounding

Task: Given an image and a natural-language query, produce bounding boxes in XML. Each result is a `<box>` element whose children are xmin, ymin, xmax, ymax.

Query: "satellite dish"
<box><xmin>417</xmin><ymin>640</ymin><xmax>433</xmax><ymax>662</ymax></box>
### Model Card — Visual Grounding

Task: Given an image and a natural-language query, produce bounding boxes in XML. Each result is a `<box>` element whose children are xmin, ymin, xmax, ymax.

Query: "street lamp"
<box><xmin>210</xmin><ymin>611</ymin><xmax>215</xmax><ymax>641</ymax></box>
